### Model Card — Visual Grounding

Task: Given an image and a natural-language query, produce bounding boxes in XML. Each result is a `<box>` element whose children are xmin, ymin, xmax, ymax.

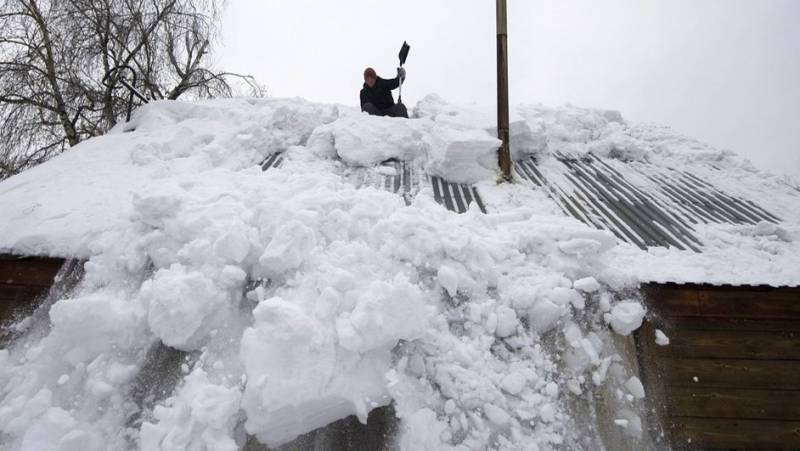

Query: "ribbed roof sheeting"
<box><xmin>371</xmin><ymin>159</ymin><xmax>487</xmax><ymax>214</ymax></box>
<box><xmin>515</xmin><ymin>153</ymin><xmax>779</xmax><ymax>252</ymax></box>
<box><xmin>262</xmin><ymin>154</ymin><xmax>487</xmax><ymax>214</ymax></box>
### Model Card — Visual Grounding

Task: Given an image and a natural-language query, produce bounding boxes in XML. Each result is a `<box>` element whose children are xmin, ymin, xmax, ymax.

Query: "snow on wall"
<box><xmin>0</xmin><ymin>95</ymin><xmax>797</xmax><ymax>450</ymax></box>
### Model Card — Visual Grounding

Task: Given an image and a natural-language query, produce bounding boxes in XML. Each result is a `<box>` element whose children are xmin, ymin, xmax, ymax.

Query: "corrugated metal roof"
<box><xmin>367</xmin><ymin>160</ymin><xmax>487</xmax><ymax>214</ymax></box>
<box><xmin>260</xmin><ymin>152</ymin><xmax>283</xmax><ymax>170</ymax></box>
<box><xmin>260</xmin><ymin>154</ymin><xmax>487</xmax><ymax>214</ymax></box>
<box><xmin>515</xmin><ymin>153</ymin><xmax>779</xmax><ymax>251</ymax></box>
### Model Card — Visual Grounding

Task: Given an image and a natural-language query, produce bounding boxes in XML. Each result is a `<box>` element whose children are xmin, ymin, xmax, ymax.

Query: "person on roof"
<box><xmin>360</xmin><ymin>67</ymin><xmax>408</xmax><ymax>118</ymax></box>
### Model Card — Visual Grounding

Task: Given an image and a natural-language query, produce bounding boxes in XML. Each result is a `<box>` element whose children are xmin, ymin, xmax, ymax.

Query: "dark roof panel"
<box><xmin>516</xmin><ymin>153</ymin><xmax>780</xmax><ymax>252</ymax></box>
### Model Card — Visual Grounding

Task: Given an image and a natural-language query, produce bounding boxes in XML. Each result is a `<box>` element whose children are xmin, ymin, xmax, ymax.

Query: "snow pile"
<box><xmin>0</xmin><ymin>96</ymin><xmax>654</xmax><ymax>450</ymax></box>
<box><xmin>605</xmin><ymin>301</ymin><xmax>646</xmax><ymax>336</ymax></box>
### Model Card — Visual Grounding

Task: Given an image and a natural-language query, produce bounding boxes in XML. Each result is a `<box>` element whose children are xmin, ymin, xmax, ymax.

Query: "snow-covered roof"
<box><xmin>1</xmin><ymin>95</ymin><xmax>799</xmax><ymax>450</ymax></box>
<box><xmin>0</xmin><ymin>95</ymin><xmax>798</xmax><ymax>287</ymax></box>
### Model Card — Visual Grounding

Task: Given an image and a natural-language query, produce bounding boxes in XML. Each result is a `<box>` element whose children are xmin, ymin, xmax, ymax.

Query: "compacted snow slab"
<box><xmin>305</xmin><ymin>108</ymin><xmax>501</xmax><ymax>185</ymax></box>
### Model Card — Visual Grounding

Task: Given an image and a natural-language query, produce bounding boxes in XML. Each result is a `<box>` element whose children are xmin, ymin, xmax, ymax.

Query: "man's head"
<box><xmin>363</xmin><ymin>67</ymin><xmax>377</xmax><ymax>87</ymax></box>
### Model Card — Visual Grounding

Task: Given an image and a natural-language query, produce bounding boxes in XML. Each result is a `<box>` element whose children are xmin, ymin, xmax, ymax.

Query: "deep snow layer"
<box><xmin>0</xmin><ymin>96</ymin><xmax>798</xmax><ymax>451</ymax></box>
<box><xmin>2</xmin><ymin>94</ymin><xmax>797</xmax><ymax>285</ymax></box>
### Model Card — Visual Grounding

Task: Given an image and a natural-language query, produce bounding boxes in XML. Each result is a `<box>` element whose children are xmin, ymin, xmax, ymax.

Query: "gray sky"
<box><xmin>218</xmin><ymin>0</ymin><xmax>800</xmax><ymax>177</ymax></box>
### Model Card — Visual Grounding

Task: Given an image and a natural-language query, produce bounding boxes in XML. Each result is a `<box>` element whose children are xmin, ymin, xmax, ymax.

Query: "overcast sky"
<box><xmin>218</xmin><ymin>0</ymin><xmax>800</xmax><ymax>177</ymax></box>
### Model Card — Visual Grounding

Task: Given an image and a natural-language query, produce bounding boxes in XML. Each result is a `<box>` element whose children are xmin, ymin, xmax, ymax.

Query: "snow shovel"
<box><xmin>398</xmin><ymin>41</ymin><xmax>410</xmax><ymax>104</ymax></box>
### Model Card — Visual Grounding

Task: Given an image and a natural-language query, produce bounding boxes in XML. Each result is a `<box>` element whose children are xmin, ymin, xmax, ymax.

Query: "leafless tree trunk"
<box><xmin>0</xmin><ymin>0</ymin><xmax>262</xmax><ymax>180</ymax></box>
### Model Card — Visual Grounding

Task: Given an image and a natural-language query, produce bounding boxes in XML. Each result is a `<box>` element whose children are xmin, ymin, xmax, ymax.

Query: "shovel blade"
<box><xmin>398</xmin><ymin>41</ymin><xmax>410</xmax><ymax>66</ymax></box>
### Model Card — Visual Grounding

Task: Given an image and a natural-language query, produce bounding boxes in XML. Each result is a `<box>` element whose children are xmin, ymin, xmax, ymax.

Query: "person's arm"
<box><xmin>380</xmin><ymin>68</ymin><xmax>406</xmax><ymax>91</ymax></box>
<box><xmin>360</xmin><ymin>89</ymin><xmax>368</xmax><ymax>109</ymax></box>
<box><xmin>379</xmin><ymin>76</ymin><xmax>400</xmax><ymax>91</ymax></box>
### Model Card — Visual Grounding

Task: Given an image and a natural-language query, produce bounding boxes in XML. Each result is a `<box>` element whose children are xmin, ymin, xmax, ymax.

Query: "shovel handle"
<box><xmin>398</xmin><ymin>65</ymin><xmax>403</xmax><ymax>103</ymax></box>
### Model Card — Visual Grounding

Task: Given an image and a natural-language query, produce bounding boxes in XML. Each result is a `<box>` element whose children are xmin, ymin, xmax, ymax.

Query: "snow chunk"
<box><xmin>437</xmin><ymin>264</ymin><xmax>459</xmax><ymax>297</ymax></box>
<box><xmin>142</xmin><ymin>264</ymin><xmax>232</xmax><ymax>351</ymax></box>
<box><xmin>624</xmin><ymin>376</ymin><xmax>645</xmax><ymax>399</ymax></box>
<box><xmin>605</xmin><ymin>301</ymin><xmax>646</xmax><ymax>336</ymax></box>
<box><xmin>484</xmin><ymin>403</ymin><xmax>511</xmax><ymax>426</ymax></box>
<box><xmin>752</xmin><ymin>221</ymin><xmax>791</xmax><ymax>241</ymax></box>
<box><xmin>494</xmin><ymin>306</ymin><xmax>518</xmax><ymax>338</ymax></box>
<box><xmin>140</xmin><ymin>369</ymin><xmax>241</xmax><ymax>451</ymax></box>
<box><xmin>399</xmin><ymin>408</ymin><xmax>451</xmax><ymax>451</ymax></box>
<box><xmin>655</xmin><ymin>329</ymin><xmax>670</xmax><ymax>346</ymax></box>
<box><xmin>240</xmin><ymin>278</ymin><xmax>429</xmax><ymax>446</ymax></box>
<box><xmin>615</xmin><ymin>409</ymin><xmax>643</xmax><ymax>438</ymax></box>
<box><xmin>500</xmin><ymin>372</ymin><xmax>527</xmax><ymax>395</ymax></box>
<box><xmin>307</xmin><ymin>114</ymin><xmax>426</xmax><ymax>165</ymax></box>
<box><xmin>19</xmin><ymin>406</ymin><xmax>85</xmax><ymax>451</ymax></box>
<box><xmin>528</xmin><ymin>299</ymin><xmax>566</xmax><ymax>334</ymax></box>
<box><xmin>558</xmin><ymin>238</ymin><xmax>603</xmax><ymax>256</ymax></box>
<box><xmin>47</xmin><ymin>293</ymin><xmax>146</xmax><ymax>365</ymax></box>
<box><xmin>258</xmin><ymin>220</ymin><xmax>316</xmax><ymax>277</ymax></box>
<box><xmin>573</xmin><ymin>277</ymin><xmax>601</xmax><ymax>293</ymax></box>
<box><xmin>240</xmin><ymin>297</ymin><xmax>344</xmax><ymax>446</ymax></box>
<box><xmin>423</xmin><ymin>126</ymin><xmax>499</xmax><ymax>184</ymax></box>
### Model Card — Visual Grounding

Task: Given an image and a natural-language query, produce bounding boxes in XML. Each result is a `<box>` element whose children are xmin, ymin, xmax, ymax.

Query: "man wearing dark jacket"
<box><xmin>360</xmin><ymin>67</ymin><xmax>408</xmax><ymax>118</ymax></box>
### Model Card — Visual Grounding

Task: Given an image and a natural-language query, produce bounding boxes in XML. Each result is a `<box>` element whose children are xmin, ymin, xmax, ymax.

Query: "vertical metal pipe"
<box><xmin>496</xmin><ymin>0</ymin><xmax>512</xmax><ymax>181</ymax></box>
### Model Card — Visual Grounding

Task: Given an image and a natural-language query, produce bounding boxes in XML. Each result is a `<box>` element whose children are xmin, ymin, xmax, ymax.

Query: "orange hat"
<box><xmin>363</xmin><ymin>67</ymin><xmax>377</xmax><ymax>80</ymax></box>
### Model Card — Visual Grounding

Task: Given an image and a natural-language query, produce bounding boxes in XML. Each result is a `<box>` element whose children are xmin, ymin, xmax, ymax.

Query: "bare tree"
<box><xmin>0</xmin><ymin>0</ymin><xmax>262</xmax><ymax>179</ymax></box>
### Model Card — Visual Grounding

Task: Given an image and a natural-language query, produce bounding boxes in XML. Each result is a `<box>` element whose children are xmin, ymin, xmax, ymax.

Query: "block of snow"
<box><xmin>528</xmin><ymin>299</ymin><xmax>565</xmax><ymax>333</ymax></box>
<box><xmin>494</xmin><ymin>306</ymin><xmax>518</xmax><ymax>338</ymax></box>
<box><xmin>624</xmin><ymin>376</ymin><xmax>645</xmax><ymax>399</ymax></box>
<box><xmin>140</xmin><ymin>369</ymin><xmax>241</xmax><ymax>451</ymax></box>
<box><xmin>142</xmin><ymin>265</ymin><xmax>232</xmax><ymax>351</ymax></box>
<box><xmin>500</xmin><ymin>372</ymin><xmax>526</xmax><ymax>395</ymax></box>
<box><xmin>258</xmin><ymin>220</ymin><xmax>316</xmax><ymax>277</ymax></box>
<box><xmin>614</xmin><ymin>409</ymin><xmax>643</xmax><ymax>438</ymax></box>
<box><xmin>605</xmin><ymin>301</ymin><xmax>645</xmax><ymax>336</ymax></box>
<box><xmin>437</xmin><ymin>264</ymin><xmax>460</xmax><ymax>297</ymax></box>
<box><xmin>422</xmin><ymin>126</ymin><xmax>500</xmax><ymax>184</ymax></box>
<box><xmin>558</xmin><ymin>238</ymin><xmax>603</xmax><ymax>256</ymax></box>
<box><xmin>483</xmin><ymin>403</ymin><xmax>511</xmax><ymax>426</ymax></box>
<box><xmin>240</xmin><ymin>276</ymin><xmax>429</xmax><ymax>446</ymax></box>
<box><xmin>655</xmin><ymin>329</ymin><xmax>670</xmax><ymax>346</ymax></box>
<box><xmin>573</xmin><ymin>277</ymin><xmax>601</xmax><ymax>293</ymax></box>
<box><xmin>306</xmin><ymin>114</ymin><xmax>426</xmax><ymax>166</ymax></box>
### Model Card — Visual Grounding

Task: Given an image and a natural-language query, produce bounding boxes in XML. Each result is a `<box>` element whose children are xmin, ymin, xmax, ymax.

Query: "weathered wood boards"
<box><xmin>0</xmin><ymin>255</ymin><xmax>65</xmax><ymax>316</ymax></box>
<box><xmin>638</xmin><ymin>283</ymin><xmax>800</xmax><ymax>450</ymax></box>
<box><xmin>0</xmin><ymin>255</ymin><xmax>68</xmax><ymax>342</ymax></box>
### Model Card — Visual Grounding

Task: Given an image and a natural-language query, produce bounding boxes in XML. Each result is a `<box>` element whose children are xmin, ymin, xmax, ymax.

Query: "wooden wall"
<box><xmin>0</xmin><ymin>255</ymin><xmax>66</xmax><ymax>341</ymax></box>
<box><xmin>637</xmin><ymin>283</ymin><xmax>800</xmax><ymax>450</ymax></box>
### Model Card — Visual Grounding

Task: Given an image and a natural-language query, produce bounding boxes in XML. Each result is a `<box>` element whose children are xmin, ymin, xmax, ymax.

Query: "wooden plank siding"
<box><xmin>638</xmin><ymin>283</ymin><xmax>800</xmax><ymax>450</ymax></box>
<box><xmin>0</xmin><ymin>255</ymin><xmax>67</xmax><ymax>341</ymax></box>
